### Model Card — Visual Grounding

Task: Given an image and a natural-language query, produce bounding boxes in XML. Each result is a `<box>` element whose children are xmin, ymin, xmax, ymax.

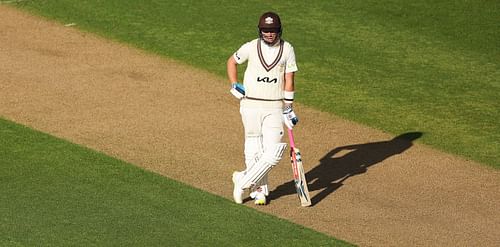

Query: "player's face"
<box><xmin>261</xmin><ymin>29</ymin><xmax>279</xmax><ymax>44</ymax></box>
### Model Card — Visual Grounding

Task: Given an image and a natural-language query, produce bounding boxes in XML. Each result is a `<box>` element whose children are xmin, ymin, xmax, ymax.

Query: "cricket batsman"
<box><xmin>227</xmin><ymin>11</ymin><xmax>299</xmax><ymax>205</ymax></box>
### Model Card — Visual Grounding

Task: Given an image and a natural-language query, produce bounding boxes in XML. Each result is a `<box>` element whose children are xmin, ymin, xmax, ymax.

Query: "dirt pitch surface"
<box><xmin>1</xmin><ymin>5</ymin><xmax>499</xmax><ymax>247</ymax></box>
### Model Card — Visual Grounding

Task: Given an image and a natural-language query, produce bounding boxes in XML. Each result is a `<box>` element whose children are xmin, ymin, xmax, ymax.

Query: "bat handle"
<box><xmin>287</xmin><ymin>128</ymin><xmax>296</xmax><ymax>148</ymax></box>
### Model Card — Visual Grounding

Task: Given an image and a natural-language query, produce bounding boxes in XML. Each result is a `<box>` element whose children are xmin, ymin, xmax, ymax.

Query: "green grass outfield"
<box><xmin>11</xmin><ymin>0</ymin><xmax>499</xmax><ymax>168</ymax></box>
<box><xmin>0</xmin><ymin>118</ymin><xmax>352</xmax><ymax>246</ymax></box>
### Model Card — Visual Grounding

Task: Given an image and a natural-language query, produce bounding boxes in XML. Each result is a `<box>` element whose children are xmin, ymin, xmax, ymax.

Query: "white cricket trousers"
<box><xmin>240</xmin><ymin>102</ymin><xmax>284</xmax><ymax>195</ymax></box>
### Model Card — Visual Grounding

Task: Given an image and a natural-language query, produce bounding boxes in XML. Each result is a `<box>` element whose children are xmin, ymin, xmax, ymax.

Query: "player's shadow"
<box><xmin>269</xmin><ymin>132</ymin><xmax>423</xmax><ymax>206</ymax></box>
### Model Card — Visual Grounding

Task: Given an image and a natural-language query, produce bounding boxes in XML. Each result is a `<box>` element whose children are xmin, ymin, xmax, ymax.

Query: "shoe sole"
<box><xmin>254</xmin><ymin>199</ymin><xmax>266</xmax><ymax>205</ymax></box>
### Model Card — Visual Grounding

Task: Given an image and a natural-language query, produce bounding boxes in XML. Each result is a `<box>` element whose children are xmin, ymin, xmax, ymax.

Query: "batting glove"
<box><xmin>283</xmin><ymin>104</ymin><xmax>298</xmax><ymax>129</ymax></box>
<box><xmin>230</xmin><ymin>82</ymin><xmax>245</xmax><ymax>99</ymax></box>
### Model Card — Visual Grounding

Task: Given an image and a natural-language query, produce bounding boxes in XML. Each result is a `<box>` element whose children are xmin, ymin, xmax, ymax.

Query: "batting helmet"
<box><xmin>258</xmin><ymin>12</ymin><xmax>282</xmax><ymax>34</ymax></box>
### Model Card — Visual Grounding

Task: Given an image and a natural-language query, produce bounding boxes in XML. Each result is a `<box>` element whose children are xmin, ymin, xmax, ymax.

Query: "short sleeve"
<box><xmin>233</xmin><ymin>41</ymin><xmax>252</xmax><ymax>64</ymax></box>
<box><xmin>285</xmin><ymin>45</ymin><xmax>298</xmax><ymax>73</ymax></box>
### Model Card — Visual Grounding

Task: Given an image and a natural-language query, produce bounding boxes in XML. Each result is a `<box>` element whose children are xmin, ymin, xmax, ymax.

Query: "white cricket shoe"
<box><xmin>250</xmin><ymin>190</ymin><xmax>267</xmax><ymax>205</ymax></box>
<box><xmin>232</xmin><ymin>171</ymin><xmax>244</xmax><ymax>204</ymax></box>
<box><xmin>254</xmin><ymin>192</ymin><xmax>266</xmax><ymax>205</ymax></box>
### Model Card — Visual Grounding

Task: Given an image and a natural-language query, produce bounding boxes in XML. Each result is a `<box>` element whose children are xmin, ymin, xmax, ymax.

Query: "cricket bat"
<box><xmin>287</xmin><ymin>128</ymin><xmax>312</xmax><ymax>207</ymax></box>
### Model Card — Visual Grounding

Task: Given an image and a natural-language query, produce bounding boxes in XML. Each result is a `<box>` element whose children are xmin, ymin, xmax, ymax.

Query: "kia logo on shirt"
<box><xmin>257</xmin><ymin>77</ymin><xmax>277</xmax><ymax>83</ymax></box>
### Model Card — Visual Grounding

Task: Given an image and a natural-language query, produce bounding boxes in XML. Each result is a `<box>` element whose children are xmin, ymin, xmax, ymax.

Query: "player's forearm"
<box><xmin>284</xmin><ymin>72</ymin><xmax>295</xmax><ymax>92</ymax></box>
<box><xmin>227</xmin><ymin>56</ymin><xmax>239</xmax><ymax>83</ymax></box>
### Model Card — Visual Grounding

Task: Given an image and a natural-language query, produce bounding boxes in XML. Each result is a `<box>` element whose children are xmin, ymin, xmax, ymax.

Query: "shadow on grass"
<box><xmin>269</xmin><ymin>132</ymin><xmax>423</xmax><ymax>206</ymax></box>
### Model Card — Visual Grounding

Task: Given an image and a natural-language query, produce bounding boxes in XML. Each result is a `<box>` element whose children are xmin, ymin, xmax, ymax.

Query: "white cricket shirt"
<box><xmin>233</xmin><ymin>38</ymin><xmax>298</xmax><ymax>105</ymax></box>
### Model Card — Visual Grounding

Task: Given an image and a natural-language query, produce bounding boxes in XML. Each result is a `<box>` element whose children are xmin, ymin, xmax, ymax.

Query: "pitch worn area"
<box><xmin>1</xmin><ymin>6</ymin><xmax>499</xmax><ymax>246</ymax></box>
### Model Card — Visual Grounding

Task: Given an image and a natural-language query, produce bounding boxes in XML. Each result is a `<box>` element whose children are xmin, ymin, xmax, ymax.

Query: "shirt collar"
<box><xmin>260</xmin><ymin>38</ymin><xmax>281</xmax><ymax>47</ymax></box>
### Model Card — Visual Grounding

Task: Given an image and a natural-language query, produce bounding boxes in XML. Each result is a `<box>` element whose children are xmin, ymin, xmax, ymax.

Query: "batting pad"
<box><xmin>238</xmin><ymin>143</ymin><xmax>287</xmax><ymax>190</ymax></box>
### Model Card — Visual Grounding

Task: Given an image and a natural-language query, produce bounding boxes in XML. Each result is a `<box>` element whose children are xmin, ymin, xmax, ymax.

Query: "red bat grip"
<box><xmin>287</xmin><ymin>128</ymin><xmax>296</xmax><ymax>148</ymax></box>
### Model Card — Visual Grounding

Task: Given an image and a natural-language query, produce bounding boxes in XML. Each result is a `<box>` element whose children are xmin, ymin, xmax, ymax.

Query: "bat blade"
<box><xmin>290</xmin><ymin>147</ymin><xmax>312</xmax><ymax>207</ymax></box>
